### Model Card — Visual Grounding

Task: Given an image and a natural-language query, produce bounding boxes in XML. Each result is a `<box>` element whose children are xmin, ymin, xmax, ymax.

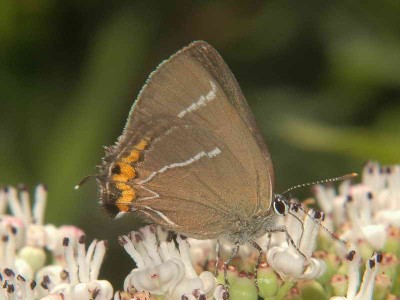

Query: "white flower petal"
<box><xmin>126</xmin><ymin>259</ymin><xmax>185</xmax><ymax>295</ymax></box>
<box><xmin>267</xmin><ymin>246</ymin><xmax>304</xmax><ymax>279</ymax></box>
<box><xmin>199</xmin><ymin>271</ymin><xmax>217</xmax><ymax>295</ymax></box>
<box><xmin>170</xmin><ymin>277</ymin><xmax>204</xmax><ymax>299</ymax></box>
<box><xmin>361</xmin><ymin>225</ymin><xmax>387</xmax><ymax>249</ymax></box>
<box><xmin>374</xmin><ymin>210</ymin><xmax>400</xmax><ymax>227</ymax></box>
<box><xmin>297</xmin><ymin>258</ymin><xmax>326</xmax><ymax>280</ymax></box>
<box><xmin>87</xmin><ymin>280</ymin><xmax>114</xmax><ymax>300</ymax></box>
<box><xmin>36</xmin><ymin>265</ymin><xmax>65</xmax><ymax>298</ymax></box>
<box><xmin>44</xmin><ymin>224</ymin><xmax>59</xmax><ymax>251</ymax></box>
<box><xmin>213</xmin><ymin>284</ymin><xmax>228</xmax><ymax>300</ymax></box>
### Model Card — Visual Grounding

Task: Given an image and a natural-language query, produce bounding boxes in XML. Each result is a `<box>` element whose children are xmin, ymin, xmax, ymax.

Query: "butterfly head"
<box><xmin>272</xmin><ymin>194</ymin><xmax>290</xmax><ymax>216</ymax></box>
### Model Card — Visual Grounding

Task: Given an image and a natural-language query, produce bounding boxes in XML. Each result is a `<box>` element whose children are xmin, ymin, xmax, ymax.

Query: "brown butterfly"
<box><xmin>89</xmin><ymin>41</ymin><xmax>352</xmax><ymax>288</ymax></box>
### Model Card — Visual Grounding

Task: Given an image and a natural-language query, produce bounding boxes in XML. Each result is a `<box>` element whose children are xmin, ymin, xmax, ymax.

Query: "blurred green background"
<box><xmin>1</xmin><ymin>0</ymin><xmax>399</xmax><ymax>286</ymax></box>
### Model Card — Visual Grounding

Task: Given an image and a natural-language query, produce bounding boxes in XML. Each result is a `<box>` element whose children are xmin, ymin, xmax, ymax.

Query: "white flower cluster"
<box><xmin>315</xmin><ymin>161</ymin><xmax>400</xmax><ymax>252</ymax></box>
<box><xmin>4</xmin><ymin>161</ymin><xmax>394</xmax><ymax>299</ymax></box>
<box><xmin>0</xmin><ymin>185</ymin><xmax>112</xmax><ymax>299</ymax></box>
<box><xmin>119</xmin><ymin>225</ymin><xmax>217</xmax><ymax>299</ymax></box>
<box><xmin>117</xmin><ymin>209</ymin><xmax>329</xmax><ymax>299</ymax></box>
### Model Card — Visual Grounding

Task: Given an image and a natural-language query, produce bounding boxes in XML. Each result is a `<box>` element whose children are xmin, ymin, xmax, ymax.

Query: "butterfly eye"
<box><xmin>273</xmin><ymin>198</ymin><xmax>289</xmax><ymax>216</ymax></box>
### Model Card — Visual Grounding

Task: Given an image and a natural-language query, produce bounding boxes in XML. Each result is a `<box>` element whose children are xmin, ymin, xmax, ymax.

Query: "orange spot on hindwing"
<box><xmin>115</xmin><ymin>187</ymin><xmax>136</xmax><ymax>212</ymax></box>
<box><xmin>116</xmin><ymin>183</ymin><xmax>131</xmax><ymax>191</ymax></box>
<box><xmin>135</xmin><ymin>139</ymin><xmax>149</xmax><ymax>151</ymax></box>
<box><xmin>112</xmin><ymin>162</ymin><xmax>135</xmax><ymax>182</ymax></box>
<box><xmin>110</xmin><ymin>138</ymin><xmax>150</xmax><ymax>212</ymax></box>
<box><xmin>122</xmin><ymin>150</ymin><xmax>140</xmax><ymax>163</ymax></box>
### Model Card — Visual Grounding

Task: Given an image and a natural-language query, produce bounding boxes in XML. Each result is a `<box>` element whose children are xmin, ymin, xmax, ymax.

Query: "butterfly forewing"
<box><xmin>98</xmin><ymin>41</ymin><xmax>274</xmax><ymax>239</ymax></box>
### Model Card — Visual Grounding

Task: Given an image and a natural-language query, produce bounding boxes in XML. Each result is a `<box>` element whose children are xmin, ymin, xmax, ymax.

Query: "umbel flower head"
<box><xmin>315</xmin><ymin>161</ymin><xmax>400</xmax><ymax>256</ymax></box>
<box><xmin>118</xmin><ymin>225</ymin><xmax>216</xmax><ymax>299</ymax></box>
<box><xmin>0</xmin><ymin>161</ymin><xmax>399</xmax><ymax>299</ymax></box>
<box><xmin>0</xmin><ymin>185</ymin><xmax>112</xmax><ymax>299</ymax></box>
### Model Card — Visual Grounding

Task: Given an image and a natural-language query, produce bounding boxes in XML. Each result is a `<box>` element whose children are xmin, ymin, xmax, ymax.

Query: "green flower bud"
<box><xmin>379</xmin><ymin>253</ymin><xmax>399</xmax><ymax>281</ymax></box>
<box><xmin>229</xmin><ymin>272</ymin><xmax>258</xmax><ymax>300</ymax></box>
<box><xmin>317</xmin><ymin>231</ymin><xmax>334</xmax><ymax>252</ymax></box>
<box><xmin>216</xmin><ymin>265</ymin><xmax>239</xmax><ymax>286</ymax></box>
<box><xmin>336</xmin><ymin>261</ymin><xmax>348</xmax><ymax>276</ymax></box>
<box><xmin>330</xmin><ymin>274</ymin><xmax>348</xmax><ymax>296</ymax></box>
<box><xmin>314</xmin><ymin>251</ymin><xmax>340</xmax><ymax>285</ymax></box>
<box><xmin>284</xmin><ymin>287</ymin><xmax>301</xmax><ymax>300</ymax></box>
<box><xmin>18</xmin><ymin>246</ymin><xmax>46</xmax><ymax>272</ymax></box>
<box><xmin>298</xmin><ymin>280</ymin><xmax>329</xmax><ymax>300</ymax></box>
<box><xmin>357</xmin><ymin>239</ymin><xmax>374</xmax><ymax>261</ymax></box>
<box><xmin>373</xmin><ymin>273</ymin><xmax>392</xmax><ymax>300</ymax></box>
<box><xmin>257</xmin><ymin>263</ymin><xmax>279</xmax><ymax>298</ymax></box>
<box><xmin>383</xmin><ymin>226</ymin><xmax>400</xmax><ymax>256</ymax></box>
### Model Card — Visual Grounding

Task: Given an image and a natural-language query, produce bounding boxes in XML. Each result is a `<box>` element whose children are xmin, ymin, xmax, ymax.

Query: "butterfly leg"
<box><xmin>251</xmin><ymin>241</ymin><xmax>263</xmax><ymax>291</ymax></box>
<box><xmin>214</xmin><ymin>239</ymin><xmax>221</xmax><ymax>276</ymax></box>
<box><xmin>223</xmin><ymin>243</ymin><xmax>240</xmax><ymax>291</ymax></box>
<box><xmin>266</xmin><ymin>232</ymin><xmax>272</xmax><ymax>249</ymax></box>
<box><xmin>266</xmin><ymin>225</ymin><xmax>306</xmax><ymax>260</ymax></box>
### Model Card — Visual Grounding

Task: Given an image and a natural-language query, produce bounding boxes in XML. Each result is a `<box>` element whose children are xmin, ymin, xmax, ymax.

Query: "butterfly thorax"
<box><xmin>224</xmin><ymin>211</ymin><xmax>277</xmax><ymax>244</ymax></box>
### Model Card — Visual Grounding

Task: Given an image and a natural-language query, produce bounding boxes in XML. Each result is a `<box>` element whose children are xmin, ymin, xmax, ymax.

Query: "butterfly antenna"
<box><xmin>290</xmin><ymin>201</ymin><xmax>347</xmax><ymax>245</ymax></box>
<box><xmin>74</xmin><ymin>175</ymin><xmax>97</xmax><ymax>190</ymax></box>
<box><xmin>281</xmin><ymin>173</ymin><xmax>358</xmax><ymax>195</ymax></box>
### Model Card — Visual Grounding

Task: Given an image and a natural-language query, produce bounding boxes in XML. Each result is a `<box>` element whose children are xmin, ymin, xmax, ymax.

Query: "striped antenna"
<box><xmin>281</xmin><ymin>173</ymin><xmax>358</xmax><ymax>195</ymax></box>
<box><xmin>289</xmin><ymin>201</ymin><xmax>347</xmax><ymax>245</ymax></box>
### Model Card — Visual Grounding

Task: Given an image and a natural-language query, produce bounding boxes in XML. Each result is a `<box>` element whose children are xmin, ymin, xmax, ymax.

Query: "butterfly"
<box><xmin>91</xmin><ymin>41</ymin><xmax>352</xmax><ymax>289</ymax></box>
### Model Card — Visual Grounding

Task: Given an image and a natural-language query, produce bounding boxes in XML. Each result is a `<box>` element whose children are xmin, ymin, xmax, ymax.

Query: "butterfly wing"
<box><xmin>97</xmin><ymin>41</ymin><xmax>275</xmax><ymax>239</ymax></box>
<box><xmin>188</xmin><ymin>42</ymin><xmax>275</xmax><ymax>189</ymax></box>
